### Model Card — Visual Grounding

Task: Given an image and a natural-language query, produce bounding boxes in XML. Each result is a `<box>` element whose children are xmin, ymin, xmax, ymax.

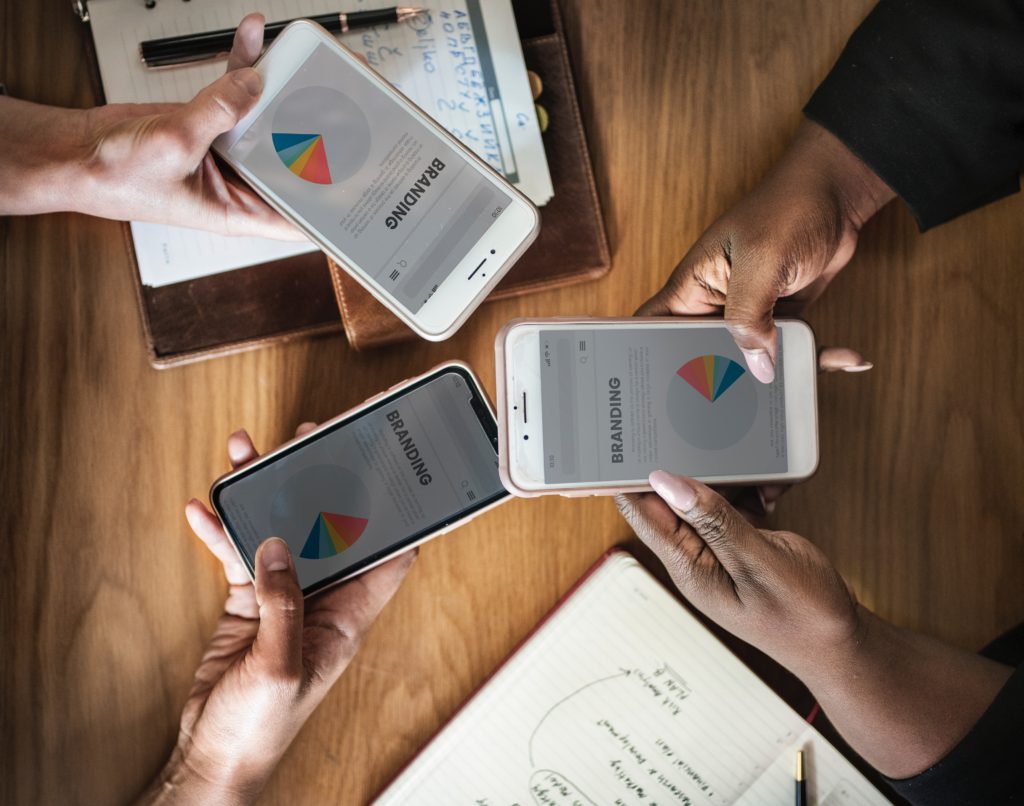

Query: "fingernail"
<box><xmin>234</xmin><ymin>68</ymin><xmax>262</xmax><ymax>96</ymax></box>
<box><xmin>649</xmin><ymin>471</ymin><xmax>698</xmax><ymax>512</ymax></box>
<box><xmin>842</xmin><ymin>362</ymin><xmax>873</xmax><ymax>373</ymax></box>
<box><xmin>741</xmin><ymin>349</ymin><xmax>775</xmax><ymax>384</ymax></box>
<box><xmin>260</xmin><ymin>538</ymin><xmax>291</xmax><ymax>572</ymax></box>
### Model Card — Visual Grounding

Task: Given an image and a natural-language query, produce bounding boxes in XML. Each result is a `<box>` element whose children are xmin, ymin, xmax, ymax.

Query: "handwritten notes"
<box><xmin>86</xmin><ymin>0</ymin><xmax>550</xmax><ymax>286</ymax></box>
<box><xmin>351</xmin><ymin>1</ymin><xmax>552</xmax><ymax>205</ymax></box>
<box><xmin>375</xmin><ymin>553</ymin><xmax>887</xmax><ymax>805</ymax></box>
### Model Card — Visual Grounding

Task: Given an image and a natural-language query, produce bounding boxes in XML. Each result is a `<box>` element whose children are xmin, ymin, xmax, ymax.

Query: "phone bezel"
<box><xmin>212</xmin><ymin>20</ymin><xmax>540</xmax><ymax>341</ymax></box>
<box><xmin>210</xmin><ymin>362</ymin><xmax>508</xmax><ymax>597</ymax></box>
<box><xmin>501</xmin><ymin>318</ymin><xmax>819</xmax><ymax>492</ymax></box>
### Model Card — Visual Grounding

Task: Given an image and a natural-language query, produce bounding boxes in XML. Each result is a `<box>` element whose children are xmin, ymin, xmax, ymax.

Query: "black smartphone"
<box><xmin>211</xmin><ymin>362</ymin><xmax>507</xmax><ymax>596</ymax></box>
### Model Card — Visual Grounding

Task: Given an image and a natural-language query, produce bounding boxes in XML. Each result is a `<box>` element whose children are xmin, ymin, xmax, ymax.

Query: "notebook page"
<box><xmin>376</xmin><ymin>553</ymin><xmax>887</xmax><ymax>805</ymax></box>
<box><xmin>737</xmin><ymin>725</ymin><xmax>887</xmax><ymax>806</ymax></box>
<box><xmin>86</xmin><ymin>0</ymin><xmax>550</xmax><ymax>287</ymax></box>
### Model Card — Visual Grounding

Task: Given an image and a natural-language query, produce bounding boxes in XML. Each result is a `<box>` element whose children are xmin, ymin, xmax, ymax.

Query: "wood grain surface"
<box><xmin>3</xmin><ymin>1</ymin><xmax>1022</xmax><ymax>803</ymax></box>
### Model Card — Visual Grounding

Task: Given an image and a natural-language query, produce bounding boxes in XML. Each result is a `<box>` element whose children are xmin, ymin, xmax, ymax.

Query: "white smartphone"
<box><xmin>210</xmin><ymin>362</ymin><xmax>508</xmax><ymax>596</ymax></box>
<box><xmin>213</xmin><ymin>21</ymin><xmax>539</xmax><ymax>341</ymax></box>
<box><xmin>496</xmin><ymin>318</ymin><xmax>819</xmax><ymax>495</ymax></box>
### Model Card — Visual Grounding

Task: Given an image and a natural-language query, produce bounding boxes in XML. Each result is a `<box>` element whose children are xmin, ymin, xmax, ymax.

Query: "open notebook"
<box><xmin>84</xmin><ymin>0</ymin><xmax>553</xmax><ymax>287</ymax></box>
<box><xmin>376</xmin><ymin>552</ymin><xmax>888</xmax><ymax>805</ymax></box>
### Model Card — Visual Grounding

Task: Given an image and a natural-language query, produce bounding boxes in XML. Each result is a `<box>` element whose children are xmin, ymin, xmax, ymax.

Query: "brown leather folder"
<box><xmin>103</xmin><ymin>0</ymin><xmax>607</xmax><ymax>366</ymax></box>
<box><xmin>332</xmin><ymin>0</ymin><xmax>611</xmax><ymax>350</ymax></box>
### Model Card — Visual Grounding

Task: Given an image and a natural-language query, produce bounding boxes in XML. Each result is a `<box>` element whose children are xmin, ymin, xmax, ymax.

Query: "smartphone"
<box><xmin>210</xmin><ymin>362</ymin><xmax>508</xmax><ymax>595</ymax></box>
<box><xmin>213</xmin><ymin>21</ymin><xmax>539</xmax><ymax>341</ymax></box>
<box><xmin>496</xmin><ymin>318</ymin><xmax>819</xmax><ymax>495</ymax></box>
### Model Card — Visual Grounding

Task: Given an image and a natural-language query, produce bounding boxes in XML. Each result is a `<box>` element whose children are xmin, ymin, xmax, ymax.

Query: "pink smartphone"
<box><xmin>495</xmin><ymin>317</ymin><xmax>819</xmax><ymax>497</ymax></box>
<box><xmin>210</xmin><ymin>362</ymin><xmax>507</xmax><ymax>595</ymax></box>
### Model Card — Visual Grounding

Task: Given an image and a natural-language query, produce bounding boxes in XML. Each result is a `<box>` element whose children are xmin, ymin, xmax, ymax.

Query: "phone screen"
<box><xmin>214</xmin><ymin>369</ymin><xmax>506</xmax><ymax>592</ymax></box>
<box><xmin>227</xmin><ymin>42</ymin><xmax>512</xmax><ymax>315</ymax></box>
<box><xmin>538</xmin><ymin>327</ymin><xmax>789</xmax><ymax>482</ymax></box>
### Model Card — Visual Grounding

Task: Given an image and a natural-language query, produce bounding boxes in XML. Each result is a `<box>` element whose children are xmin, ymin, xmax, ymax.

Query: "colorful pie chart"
<box><xmin>270</xmin><ymin>86</ymin><xmax>372</xmax><ymax>184</ymax></box>
<box><xmin>301</xmin><ymin>511</ymin><xmax>369</xmax><ymax>559</ymax></box>
<box><xmin>676</xmin><ymin>354</ymin><xmax>746</xmax><ymax>402</ymax></box>
<box><xmin>269</xmin><ymin>464</ymin><xmax>372</xmax><ymax>561</ymax></box>
<box><xmin>667</xmin><ymin>352</ymin><xmax>758</xmax><ymax>450</ymax></box>
<box><xmin>272</xmin><ymin>132</ymin><xmax>333</xmax><ymax>184</ymax></box>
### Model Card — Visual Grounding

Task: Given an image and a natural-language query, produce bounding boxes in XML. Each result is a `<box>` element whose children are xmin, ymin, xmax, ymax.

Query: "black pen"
<box><xmin>795</xmin><ymin>750</ymin><xmax>807</xmax><ymax>806</ymax></box>
<box><xmin>140</xmin><ymin>7</ymin><xmax>425</xmax><ymax>68</ymax></box>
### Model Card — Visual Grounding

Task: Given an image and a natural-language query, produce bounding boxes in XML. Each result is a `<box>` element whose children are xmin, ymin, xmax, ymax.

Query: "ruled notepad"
<box><xmin>376</xmin><ymin>552</ymin><xmax>888</xmax><ymax>805</ymax></box>
<box><xmin>85</xmin><ymin>0</ymin><xmax>552</xmax><ymax>287</ymax></box>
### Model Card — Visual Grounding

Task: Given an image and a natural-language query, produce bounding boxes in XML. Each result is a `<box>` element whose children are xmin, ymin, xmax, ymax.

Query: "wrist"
<box><xmin>136</xmin><ymin>742</ymin><xmax>271</xmax><ymax>806</ymax></box>
<box><xmin>0</xmin><ymin>97</ymin><xmax>95</xmax><ymax>216</ymax></box>
<box><xmin>783</xmin><ymin>603</ymin><xmax>876</xmax><ymax>688</ymax></box>
<box><xmin>793</xmin><ymin>119</ymin><xmax>896</xmax><ymax>231</ymax></box>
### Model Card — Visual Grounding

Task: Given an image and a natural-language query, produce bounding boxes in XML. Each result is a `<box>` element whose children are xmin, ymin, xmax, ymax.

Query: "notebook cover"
<box><xmin>332</xmin><ymin>7</ymin><xmax>611</xmax><ymax>350</ymax></box>
<box><xmin>127</xmin><ymin>231</ymin><xmax>343</xmax><ymax>368</ymax></box>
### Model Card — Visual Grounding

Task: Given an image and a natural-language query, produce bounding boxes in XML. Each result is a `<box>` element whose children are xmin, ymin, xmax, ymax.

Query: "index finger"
<box><xmin>185</xmin><ymin>498</ymin><xmax>252</xmax><ymax>586</ymax></box>
<box><xmin>636</xmin><ymin>242</ymin><xmax>728</xmax><ymax>317</ymax></box>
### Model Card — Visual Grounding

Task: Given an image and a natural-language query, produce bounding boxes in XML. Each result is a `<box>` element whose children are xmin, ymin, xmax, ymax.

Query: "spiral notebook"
<box><xmin>375</xmin><ymin>551</ymin><xmax>889</xmax><ymax>805</ymax></box>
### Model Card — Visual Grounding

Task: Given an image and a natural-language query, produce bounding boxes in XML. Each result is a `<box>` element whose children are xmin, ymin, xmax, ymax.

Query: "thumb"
<box><xmin>227</xmin><ymin>13</ymin><xmax>266</xmax><ymax>72</ymax></box>
<box><xmin>173</xmin><ymin>68</ymin><xmax>262</xmax><ymax>164</ymax></box>
<box><xmin>251</xmin><ymin>538</ymin><xmax>303</xmax><ymax>684</ymax></box>
<box><xmin>723</xmin><ymin>250</ymin><xmax>782</xmax><ymax>384</ymax></box>
<box><xmin>648</xmin><ymin>471</ymin><xmax>762</xmax><ymax>570</ymax></box>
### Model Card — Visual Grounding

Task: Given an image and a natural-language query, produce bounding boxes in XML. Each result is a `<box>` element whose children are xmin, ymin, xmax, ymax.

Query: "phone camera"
<box><xmin>523</xmin><ymin>435</ymin><xmax>529</xmax><ymax>440</ymax></box>
<box><xmin>490</xmin><ymin>249</ymin><xmax>496</xmax><ymax>254</ymax></box>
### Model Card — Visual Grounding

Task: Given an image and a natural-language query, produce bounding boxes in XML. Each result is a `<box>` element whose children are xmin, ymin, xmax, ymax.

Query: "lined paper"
<box><xmin>86</xmin><ymin>0</ymin><xmax>551</xmax><ymax>286</ymax></box>
<box><xmin>376</xmin><ymin>553</ymin><xmax>887</xmax><ymax>805</ymax></box>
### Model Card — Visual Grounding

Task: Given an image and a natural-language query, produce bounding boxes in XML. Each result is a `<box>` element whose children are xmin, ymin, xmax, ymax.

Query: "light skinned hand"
<box><xmin>639</xmin><ymin>120</ymin><xmax>895</xmax><ymax>383</ymax></box>
<box><xmin>617</xmin><ymin>471</ymin><xmax>860</xmax><ymax>674</ymax></box>
<box><xmin>0</xmin><ymin>14</ymin><xmax>301</xmax><ymax>240</ymax></box>
<box><xmin>137</xmin><ymin>424</ymin><xmax>415</xmax><ymax>806</ymax></box>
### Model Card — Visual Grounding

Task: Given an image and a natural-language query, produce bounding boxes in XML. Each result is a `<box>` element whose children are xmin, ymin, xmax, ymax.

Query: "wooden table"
<box><xmin>3</xmin><ymin>1</ymin><xmax>1022</xmax><ymax>802</ymax></box>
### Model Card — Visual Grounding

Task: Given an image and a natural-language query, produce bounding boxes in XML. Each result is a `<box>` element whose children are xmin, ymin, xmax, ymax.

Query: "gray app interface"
<box><xmin>539</xmin><ymin>328</ymin><xmax>788</xmax><ymax>482</ymax></box>
<box><xmin>229</xmin><ymin>43</ymin><xmax>511</xmax><ymax>314</ymax></box>
<box><xmin>217</xmin><ymin>372</ymin><xmax>504</xmax><ymax>589</ymax></box>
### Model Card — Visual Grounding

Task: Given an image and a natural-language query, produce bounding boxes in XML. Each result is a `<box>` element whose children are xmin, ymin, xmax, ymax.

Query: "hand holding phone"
<box><xmin>211</xmin><ymin>362</ymin><xmax>507</xmax><ymax>596</ymax></box>
<box><xmin>213</xmin><ymin>20</ymin><xmax>539</xmax><ymax>340</ymax></box>
<box><xmin>147</xmin><ymin>424</ymin><xmax>414</xmax><ymax>805</ymax></box>
<box><xmin>638</xmin><ymin>121</ymin><xmax>893</xmax><ymax>382</ymax></box>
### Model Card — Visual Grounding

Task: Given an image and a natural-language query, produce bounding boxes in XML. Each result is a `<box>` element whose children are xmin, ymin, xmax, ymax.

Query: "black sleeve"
<box><xmin>804</xmin><ymin>0</ymin><xmax>1024</xmax><ymax>231</ymax></box>
<box><xmin>885</xmin><ymin>649</ymin><xmax>1024</xmax><ymax>803</ymax></box>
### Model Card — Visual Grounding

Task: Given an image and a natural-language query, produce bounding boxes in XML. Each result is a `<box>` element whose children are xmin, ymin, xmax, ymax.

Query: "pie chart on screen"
<box><xmin>667</xmin><ymin>354</ymin><xmax>758</xmax><ymax>450</ymax></box>
<box><xmin>270</xmin><ymin>86</ymin><xmax>372</xmax><ymax>184</ymax></box>
<box><xmin>272</xmin><ymin>133</ymin><xmax>332</xmax><ymax>184</ymax></box>
<box><xmin>269</xmin><ymin>465</ymin><xmax>372</xmax><ymax>560</ymax></box>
